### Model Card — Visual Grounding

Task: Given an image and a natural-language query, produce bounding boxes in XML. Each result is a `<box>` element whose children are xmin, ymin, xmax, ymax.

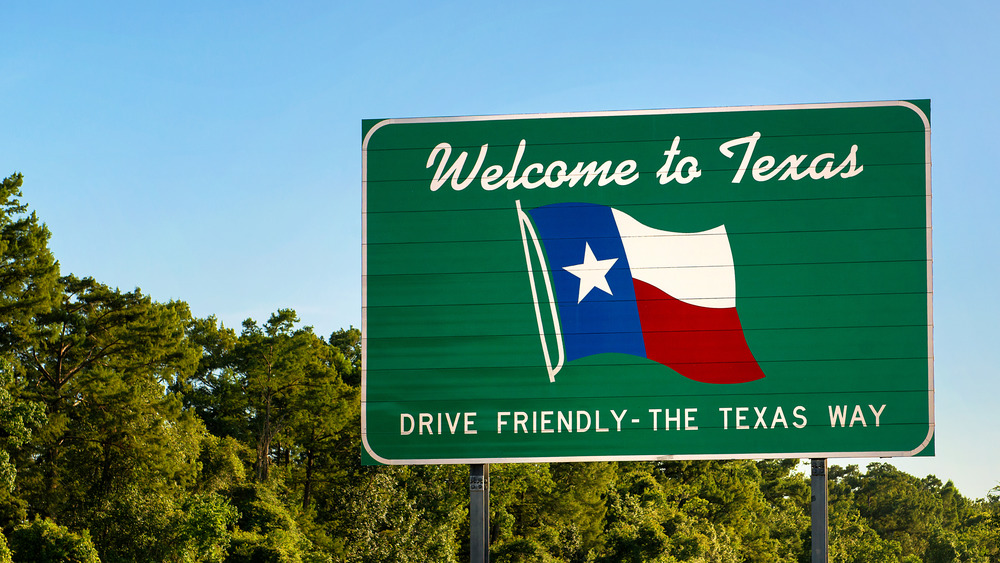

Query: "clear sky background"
<box><xmin>1</xmin><ymin>1</ymin><xmax>997</xmax><ymax>497</ymax></box>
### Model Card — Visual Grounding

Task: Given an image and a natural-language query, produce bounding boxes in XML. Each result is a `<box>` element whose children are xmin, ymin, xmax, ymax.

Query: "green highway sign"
<box><xmin>362</xmin><ymin>101</ymin><xmax>932</xmax><ymax>465</ymax></box>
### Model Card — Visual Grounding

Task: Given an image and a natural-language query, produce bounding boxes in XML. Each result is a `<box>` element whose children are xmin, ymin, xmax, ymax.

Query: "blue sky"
<box><xmin>2</xmin><ymin>1</ymin><xmax>997</xmax><ymax>497</ymax></box>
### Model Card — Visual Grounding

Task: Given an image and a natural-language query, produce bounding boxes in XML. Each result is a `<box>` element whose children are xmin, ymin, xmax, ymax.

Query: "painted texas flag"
<box><xmin>516</xmin><ymin>201</ymin><xmax>765</xmax><ymax>385</ymax></box>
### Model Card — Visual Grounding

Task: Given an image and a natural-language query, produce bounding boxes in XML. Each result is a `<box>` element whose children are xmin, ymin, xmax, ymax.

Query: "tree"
<box><xmin>842</xmin><ymin>463</ymin><xmax>944</xmax><ymax>558</ymax></box>
<box><xmin>225</xmin><ymin>482</ymin><xmax>329</xmax><ymax>563</ymax></box>
<box><xmin>832</xmin><ymin>463</ymin><xmax>998</xmax><ymax>562</ymax></box>
<box><xmin>0</xmin><ymin>532</ymin><xmax>10</xmax><ymax>563</ymax></box>
<box><xmin>0</xmin><ymin>365</ymin><xmax>45</xmax><ymax>494</ymax></box>
<box><xmin>284</xmin><ymin>349</ymin><xmax>356</xmax><ymax>511</ymax></box>
<box><xmin>178</xmin><ymin>316</ymin><xmax>245</xmax><ymax>442</ymax></box>
<box><xmin>5</xmin><ymin>275</ymin><xmax>217</xmax><ymax>563</ymax></box>
<box><xmin>323</xmin><ymin>466</ymin><xmax>464</xmax><ymax>563</ymax></box>
<box><xmin>0</xmin><ymin>173</ymin><xmax>55</xmax><ymax>522</ymax></box>
<box><xmin>600</xmin><ymin>468</ymin><xmax>674</xmax><ymax>563</ymax></box>
<box><xmin>0</xmin><ymin>173</ymin><xmax>59</xmax><ymax>360</ymax></box>
<box><xmin>8</xmin><ymin>517</ymin><xmax>100</xmax><ymax>563</ymax></box>
<box><xmin>233</xmin><ymin>310</ymin><xmax>340</xmax><ymax>483</ymax></box>
<box><xmin>15</xmin><ymin>277</ymin><xmax>201</xmax><ymax>518</ymax></box>
<box><xmin>328</xmin><ymin>327</ymin><xmax>360</xmax><ymax>386</ymax></box>
<box><xmin>490</xmin><ymin>463</ymin><xmax>557</xmax><ymax>555</ymax></box>
<box><xmin>175</xmin><ymin>493</ymin><xmax>240</xmax><ymax>563</ymax></box>
<box><xmin>179</xmin><ymin>313</ymin><xmax>366</xmax><ymax>558</ymax></box>
<box><xmin>545</xmin><ymin>462</ymin><xmax>615</xmax><ymax>560</ymax></box>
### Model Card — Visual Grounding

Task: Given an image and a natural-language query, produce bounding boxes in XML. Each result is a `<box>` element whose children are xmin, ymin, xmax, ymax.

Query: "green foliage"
<box><xmin>491</xmin><ymin>463</ymin><xmax>556</xmax><ymax>549</ymax></box>
<box><xmin>831</xmin><ymin>463</ymin><xmax>998</xmax><ymax>562</ymax></box>
<box><xmin>178</xmin><ymin>493</ymin><xmax>241</xmax><ymax>563</ymax></box>
<box><xmin>600</xmin><ymin>472</ymin><xmax>672</xmax><ymax>562</ymax></box>
<box><xmin>16</xmin><ymin>276</ymin><xmax>202</xmax><ymax>515</ymax></box>
<box><xmin>0</xmin><ymin>533</ymin><xmax>10</xmax><ymax>563</ymax></box>
<box><xmin>492</xmin><ymin>537</ymin><xmax>560</xmax><ymax>563</ymax></box>
<box><xmin>197</xmin><ymin>434</ymin><xmax>250</xmax><ymax>494</ymax></box>
<box><xmin>0</xmin><ymin>172</ymin><xmax>55</xmax><ymax>512</ymax></box>
<box><xmin>0</xmin><ymin>173</ymin><xmax>60</xmax><ymax>359</ymax></box>
<box><xmin>0</xmin><ymin>366</ymin><xmax>45</xmax><ymax>493</ymax></box>
<box><xmin>827</xmin><ymin>506</ymin><xmax>903</xmax><ymax>562</ymax></box>
<box><xmin>78</xmin><ymin>487</ymin><xmax>237</xmax><ymax>563</ymax></box>
<box><xmin>489</xmin><ymin>462</ymin><xmax>616</xmax><ymax>562</ymax></box>
<box><xmin>601</xmin><ymin>464</ymin><xmax>740</xmax><ymax>563</ymax></box>
<box><xmin>548</xmin><ymin>462</ymin><xmax>615</xmax><ymax>552</ymax></box>
<box><xmin>319</xmin><ymin>465</ymin><xmax>464</xmax><ymax>563</ymax></box>
<box><xmin>235</xmin><ymin>310</ymin><xmax>343</xmax><ymax>483</ymax></box>
<box><xmin>328</xmin><ymin>327</ymin><xmax>360</xmax><ymax>386</ymax></box>
<box><xmin>283</xmin><ymin>336</ymin><xmax>356</xmax><ymax>512</ymax></box>
<box><xmin>225</xmin><ymin>483</ymin><xmax>328</xmax><ymax>563</ymax></box>
<box><xmin>181</xmin><ymin>316</ymin><xmax>243</xmax><ymax>441</ymax></box>
<box><xmin>9</xmin><ymin>517</ymin><xmax>100</xmax><ymax>563</ymax></box>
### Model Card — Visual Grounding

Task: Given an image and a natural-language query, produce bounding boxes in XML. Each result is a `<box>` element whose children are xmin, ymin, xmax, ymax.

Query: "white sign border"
<box><xmin>361</xmin><ymin>100</ymin><xmax>933</xmax><ymax>465</ymax></box>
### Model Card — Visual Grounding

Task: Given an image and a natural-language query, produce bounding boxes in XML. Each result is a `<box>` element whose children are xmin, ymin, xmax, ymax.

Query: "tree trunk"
<box><xmin>255</xmin><ymin>393</ymin><xmax>273</xmax><ymax>481</ymax></box>
<box><xmin>303</xmin><ymin>446</ymin><xmax>314</xmax><ymax>510</ymax></box>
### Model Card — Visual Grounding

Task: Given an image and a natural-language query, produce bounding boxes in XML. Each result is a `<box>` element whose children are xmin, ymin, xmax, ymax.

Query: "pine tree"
<box><xmin>0</xmin><ymin>173</ymin><xmax>59</xmax><ymax>359</ymax></box>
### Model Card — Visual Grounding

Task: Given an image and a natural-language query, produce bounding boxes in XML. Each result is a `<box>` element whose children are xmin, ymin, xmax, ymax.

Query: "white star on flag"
<box><xmin>563</xmin><ymin>242</ymin><xmax>619</xmax><ymax>303</ymax></box>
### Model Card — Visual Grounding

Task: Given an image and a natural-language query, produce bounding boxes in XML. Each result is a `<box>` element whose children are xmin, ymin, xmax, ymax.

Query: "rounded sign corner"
<box><xmin>892</xmin><ymin>100</ymin><xmax>931</xmax><ymax>131</ymax></box>
<box><xmin>361</xmin><ymin>430</ymin><xmax>395</xmax><ymax>466</ymax></box>
<box><xmin>906</xmin><ymin>423</ymin><xmax>936</xmax><ymax>457</ymax></box>
<box><xmin>361</xmin><ymin>118</ymin><xmax>395</xmax><ymax>151</ymax></box>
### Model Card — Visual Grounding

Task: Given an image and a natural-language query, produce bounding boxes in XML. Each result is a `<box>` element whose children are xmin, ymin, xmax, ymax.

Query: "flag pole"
<box><xmin>516</xmin><ymin>200</ymin><xmax>564</xmax><ymax>383</ymax></box>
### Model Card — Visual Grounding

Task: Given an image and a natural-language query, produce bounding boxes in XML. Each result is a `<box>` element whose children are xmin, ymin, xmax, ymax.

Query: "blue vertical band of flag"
<box><xmin>528</xmin><ymin>203</ymin><xmax>646</xmax><ymax>362</ymax></box>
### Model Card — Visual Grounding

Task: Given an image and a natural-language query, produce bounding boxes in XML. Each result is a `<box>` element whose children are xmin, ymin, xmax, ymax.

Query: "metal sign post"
<box><xmin>811</xmin><ymin>458</ymin><xmax>828</xmax><ymax>562</ymax></box>
<box><xmin>470</xmin><ymin>464</ymin><xmax>490</xmax><ymax>563</ymax></box>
